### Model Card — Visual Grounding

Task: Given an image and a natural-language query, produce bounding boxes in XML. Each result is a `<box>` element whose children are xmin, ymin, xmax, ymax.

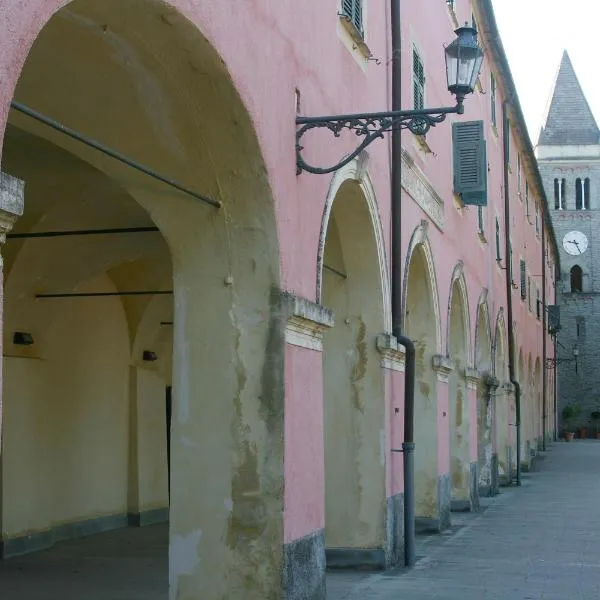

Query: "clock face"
<box><xmin>563</xmin><ymin>231</ymin><xmax>588</xmax><ymax>256</ymax></box>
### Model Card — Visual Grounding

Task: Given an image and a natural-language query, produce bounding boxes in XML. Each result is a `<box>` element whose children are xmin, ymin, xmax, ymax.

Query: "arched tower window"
<box><xmin>576</xmin><ymin>178</ymin><xmax>582</xmax><ymax>209</ymax></box>
<box><xmin>584</xmin><ymin>178</ymin><xmax>591</xmax><ymax>209</ymax></box>
<box><xmin>570</xmin><ymin>265</ymin><xmax>583</xmax><ymax>293</ymax></box>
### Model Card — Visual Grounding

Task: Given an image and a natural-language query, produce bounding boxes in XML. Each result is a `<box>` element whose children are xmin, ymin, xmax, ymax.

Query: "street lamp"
<box><xmin>296</xmin><ymin>24</ymin><xmax>484</xmax><ymax>175</ymax></box>
<box><xmin>545</xmin><ymin>346</ymin><xmax>579</xmax><ymax>370</ymax></box>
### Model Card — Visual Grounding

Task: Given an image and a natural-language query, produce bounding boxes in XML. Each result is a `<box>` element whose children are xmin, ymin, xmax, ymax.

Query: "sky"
<box><xmin>491</xmin><ymin>0</ymin><xmax>600</xmax><ymax>143</ymax></box>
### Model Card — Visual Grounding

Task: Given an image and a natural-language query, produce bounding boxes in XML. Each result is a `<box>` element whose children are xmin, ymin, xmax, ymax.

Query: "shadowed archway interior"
<box><xmin>0</xmin><ymin>1</ymin><xmax>283</xmax><ymax>599</ymax></box>
<box><xmin>322</xmin><ymin>179</ymin><xmax>388</xmax><ymax>567</ymax></box>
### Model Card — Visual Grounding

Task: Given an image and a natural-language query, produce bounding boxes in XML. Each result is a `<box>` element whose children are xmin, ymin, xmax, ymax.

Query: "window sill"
<box><xmin>414</xmin><ymin>134</ymin><xmax>433</xmax><ymax>155</ymax></box>
<box><xmin>478</xmin><ymin>231</ymin><xmax>487</xmax><ymax>244</ymax></box>
<box><xmin>338</xmin><ymin>14</ymin><xmax>372</xmax><ymax>61</ymax></box>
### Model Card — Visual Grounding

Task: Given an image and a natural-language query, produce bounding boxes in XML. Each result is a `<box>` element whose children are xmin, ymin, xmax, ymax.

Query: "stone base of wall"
<box><xmin>385</xmin><ymin>493</ymin><xmax>404</xmax><ymax>567</ymax></box>
<box><xmin>284</xmin><ymin>529</ymin><xmax>326</xmax><ymax>600</ymax></box>
<box><xmin>416</xmin><ymin>474</ymin><xmax>451</xmax><ymax>532</ymax></box>
<box><xmin>0</xmin><ymin>509</ymin><xmax>171</xmax><ymax>559</ymax></box>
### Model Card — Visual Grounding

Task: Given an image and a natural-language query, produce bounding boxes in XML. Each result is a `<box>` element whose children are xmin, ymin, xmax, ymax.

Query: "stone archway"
<box><xmin>474</xmin><ymin>294</ymin><xmax>493</xmax><ymax>497</ymax></box>
<box><xmin>526</xmin><ymin>354</ymin><xmax>534</xmax><ymax>463</ymax></box>
<box><xmin>534</xmin><ymin>357</ymin><xmax>542</xmax><ymax>450</ymax></box>
<box><xmin>446</xmin><ymin>264</ymin><xmax>473</xmax><ymax>511</ymax></box>
<box><xmin>320</xmin><ymin>167</ymin><xmax>390</xmax><ymax>568</ymax></box>
<box><xmin>403</xmin><ymin>224</ymin><xmax>447</xmax><ymax>531</ymax></box>
<box><xmin>0</xmin><ymin>2</ymin><xmax>283</xmax><ymax>598</ymax></box>
<box><xmin>518</xmin><ymin>349</ymin><xmax>525</xmax><ymax>472</ymax></box>
<box><xmin>493</xmin><ymin>310</ymin><xmax>511</xmax><ymax>485</ymax></box>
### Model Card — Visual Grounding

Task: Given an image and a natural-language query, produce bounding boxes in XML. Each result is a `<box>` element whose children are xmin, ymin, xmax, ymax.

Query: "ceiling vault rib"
<box><xmin>35</xmin><ymin>290</ymin><xmax>173</xmax><ymax>299</ymax></box>
<box><xmin>8</xmin><ymin>226</ymin><xmax>160</xmax><ymax>240</ymax></box>
<box><xmin>10</xmin><ymin>101</ymin><xmax>221</xmax><ymax>209</ymax></box>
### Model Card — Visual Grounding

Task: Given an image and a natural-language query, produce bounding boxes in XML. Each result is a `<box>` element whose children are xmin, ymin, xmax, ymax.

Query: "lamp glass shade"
<box><xmin>445</xmin><ymin>25</ymin><xmax>484</xmax><ymax>97</ymax></box>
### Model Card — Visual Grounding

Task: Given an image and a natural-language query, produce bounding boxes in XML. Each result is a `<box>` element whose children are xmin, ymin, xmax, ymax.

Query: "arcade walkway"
<box><xmin>0</xmin><ymin>442</ymin><xmax>598</xmax><ymax>599</ymax></box>
<box><xmin>328</xmin><ymin>441</ymin><xmax>600</xmax><ymax>600</ymax></box>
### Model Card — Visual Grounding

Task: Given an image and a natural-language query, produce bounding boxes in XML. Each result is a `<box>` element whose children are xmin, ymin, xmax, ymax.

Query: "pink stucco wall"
<box><xmin>0</xmin><ymin>0</ymin><xmax>557</xmax><ymax>550</ymax></box>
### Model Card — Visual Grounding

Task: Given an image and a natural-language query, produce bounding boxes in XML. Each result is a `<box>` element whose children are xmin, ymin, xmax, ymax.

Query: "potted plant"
<box><xmin>591</xmin><ymin>411</ymin><xmax>600</xmax><ymax>439</ymax></box>
<box><xmin>562</xmin><ymin>404</ymin><xmax>581</xmax><ymax>441</ymax></box>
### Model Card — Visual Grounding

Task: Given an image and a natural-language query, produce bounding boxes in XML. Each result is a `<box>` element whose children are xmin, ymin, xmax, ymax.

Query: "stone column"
<box><xmin>432</xmin><ymin>355</ymin><xmax>453</xmax><ymax>530</ymax></box>
<box><xmin>0</xmin><ymin>173</ymin><xmax>24</xmax><ymax>549</ymax></box>
<box><xmin>0</xmin><ymin>173</ymin><xmax>24</xmax><ymax>439</ymax></box>
<box><xmin>282</xmin><ymin>294</ymin><xmax>333</xmax><ymax>600</ymax></box>
<box><xmin>377</xmin><ymin>333</ymin><xmax>406</xmax><ymax>566</ymax></box>
<box><xmin>465</xmin><ymin>368</ymin><xmax>480</xmax><ymax>510</ymax></box>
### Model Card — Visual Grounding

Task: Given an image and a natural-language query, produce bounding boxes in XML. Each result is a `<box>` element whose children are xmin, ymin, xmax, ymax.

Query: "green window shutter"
<box><xmin>520</xmin><ymin>259</ymin><xmax>526</xmax><ymax>300</ymax></box>
<box><xmin>495</xmin><ymin>218</ymin><xmax>501</xmax><ymax>260</ymax></box>
<box><xmin>342</xmin><ymin>0</ymin><xmax>363</xmax><ymax>35</ymax></box>
<box><xmin>413</xmin><ymin>49</ymin><xmax>425</xmax><ymax>110</ymax></box>
<box><xmin>452</xmin><ymin>120</ymin><xmax>487</xmax><ymax>206</ymax></box>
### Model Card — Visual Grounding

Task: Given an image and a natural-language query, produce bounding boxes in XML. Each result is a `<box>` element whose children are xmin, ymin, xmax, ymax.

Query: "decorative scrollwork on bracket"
<box><xmin>296</xmin><ymin>102</ymin><xmax>462</xmax><ymax>175</ymax></box>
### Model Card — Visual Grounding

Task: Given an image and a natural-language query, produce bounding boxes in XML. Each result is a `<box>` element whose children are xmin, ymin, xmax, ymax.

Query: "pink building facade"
<box><xmin>0</xmin><ymin>0</ymin><xmax>557</xmax><ymax>599</ymax></box>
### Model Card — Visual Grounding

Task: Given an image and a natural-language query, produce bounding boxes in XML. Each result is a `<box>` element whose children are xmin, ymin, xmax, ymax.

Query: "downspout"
<box><xmin>390</xmin><ymin>0</ymin><xmax>417</xmax><ymax>567</ymax></box>
<box><xmin>541</xmin><ymin>216</ymin><xmax>547</xmax><ymax>452</ymax></box>
<box><xmin>502</xmin><ymin>101</ymin><xmax>521</xmax><ymax>487</ymax></box>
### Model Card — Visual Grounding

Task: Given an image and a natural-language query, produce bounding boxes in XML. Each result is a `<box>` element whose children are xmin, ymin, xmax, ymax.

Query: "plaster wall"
<box><xmin>3</xmin><ymin>274</ymin><xmax>130</xmax><ymax>539</ymax></box>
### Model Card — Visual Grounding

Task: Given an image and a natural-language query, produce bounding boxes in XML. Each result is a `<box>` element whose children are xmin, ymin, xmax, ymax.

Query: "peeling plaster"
<box><xmin>170</xmin><ymin>530</ymin><xmax>203</xmax><ymax>588</ymax></box>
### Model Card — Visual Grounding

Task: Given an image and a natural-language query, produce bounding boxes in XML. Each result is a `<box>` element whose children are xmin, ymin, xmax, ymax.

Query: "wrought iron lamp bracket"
<box><xmin>296</xmin><ymin>99</ymin><xmax>464</xmax><ymax>175</ymax></box>
<box><xmin>545</xmin><ymin>357</ymin><xmax>576</xmax><ymax>370</ymax></box>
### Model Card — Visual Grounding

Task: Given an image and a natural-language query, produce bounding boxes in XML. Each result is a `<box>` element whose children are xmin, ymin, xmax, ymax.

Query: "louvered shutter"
<box><xmin>520</xmin><ymin>259</ymin><xmax>526</xmax><ymax>300</ymax></box>
<box><xmin>452</xmin><ymin>121</ymin><xmax>487</xmax><ymax>206</ymax></box>
<box><xmin>342</xmin><ymin>0</ymin><xmax>363</xmax><ymax>35</ymax></box>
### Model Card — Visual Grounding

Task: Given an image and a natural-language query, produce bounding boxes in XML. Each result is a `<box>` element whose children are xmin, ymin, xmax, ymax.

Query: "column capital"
<box><xmin>376</xmin><ymin>333</ymin><xmax>406</xmax><ymax>372</ymax></box>
<box><xmin>281</xmin><ymin>292</ymin><xmax>334</xmax><ymax>351</ymax></box>
<box><xmin>432</xmin><ymin>354</ymin><xmax>453</xmax><ymax>383</ymax></box>
<box><xmin>464</xmin><ymin>367</ymin><xmax>480</xmax><ymax>390</ymax></box>
<box><xmin>0</xmin><ymin>172</ymin><xmax>24</xmax><ymax>242</ymax></box>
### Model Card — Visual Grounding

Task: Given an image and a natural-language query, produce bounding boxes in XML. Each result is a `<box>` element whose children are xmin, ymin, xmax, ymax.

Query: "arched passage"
<box><xmin>403</xmin><ymin>226</ymin><xmax>446</xmax><ymax>530</ymax></box>
<box><xmin>474</xmin><ymin>297</ymin><xmax>493</xmax><ymax>497</ymax></box>
<box><xmin>534</xmin><ymin>357</ymin><xmax>542</xmax><ymax>449</ymax></box>
<box><xmin>321</xmin><ymin>173</ymin><xmax>389</xmax><ymax>567</ymax></box>
<box><xmin>446</xmin><ymin>266</ymin><xmax>472</xmax><ymax>511</ymax></box>
<box><xmin>0</xmin><ymin>2</ymin><xmax>282</xmax><ymax>598</ymax></box>
<box><xmin>526</xmin><ymin>354</ymin><xmax>534</xmax><ymax>460</ymax></box>
<box><xmin>493</xmin><ymin>311</ymin><xmax>511</xmax><ymax>485</ymax></box>
<box><xmin>518</xmin><ymin>349</ymin><xmax>526</xmax><ymax>472</ymax></box>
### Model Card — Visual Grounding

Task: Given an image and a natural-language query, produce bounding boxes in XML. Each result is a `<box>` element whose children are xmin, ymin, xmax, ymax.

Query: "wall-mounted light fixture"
<box><xmin>142</xmin><ymin>350</ymin><xmax>158</xmax><ymax>362</ymax></box>
<box><xmin>13</xmin><ymin>332</ymin><xmax>34</xmax><ymax>346</ymax></box>
<box><xmin>295</xmin><ymin>24</ymin><xmax>484</xmax><ymax>174</ymax></box>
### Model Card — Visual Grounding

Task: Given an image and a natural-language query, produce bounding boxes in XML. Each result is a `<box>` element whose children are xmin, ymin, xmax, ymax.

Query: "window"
<box><xmin>413</xmin><ymin>47</ymin><xmax>425</xmax><ymax>111</ymax></box>
<box><xmin>517</xmin><ymin>154</ymin><xmax>521</xmax><ymax>194</ymax></box>
<box><xmin>509</xmin><ymin>242</ymin><xmax>514</xmax><ymax>282</ymax></box>
<box><xmin>554</xmin><ymin>178</ymin><xmax>566</xmax><ymax>210</ymax></box>
<box><xmin>520</xmin><ymin>259</ymin><xmax>526</xmax><ymax>299</ymax></box>
<box><xmin>495</xmin><ymin>217</ymin><xmax>502</xmax><ymax>261</ymax></box>
<box><xmin>535</xmin><ymin>202</ymin><xmax>540</xmax><ymax>235</ymax></box>
<box><xmin>585</xmin><ymin>178</ymin><xmax>590</xmax><ymax>209</ymax></box>
<box><xmin>576</xmin><ymin>317</ymin><xmax>585</xmax><ymax>339</ymax></box>
<box><xmin>570</xmin><ymin>265</ymin><xmax>583</xmax><ymax>293</ymax></box>
<box><xmin>528</xmin><ymin>276</ymin><xmax>532</xmax><ymax>311</ymax></box>
<box><xmin>490</xmin><ymin>73</ymin><xmax>497</xmax><ymax>129</ymax></box>
<box><xmin>478</xmin><ymin>206</ymin><xmax>484</xmax><ymax>235</ymax></box>
<box><xmin>452</xmin><ymin>120</ymin><xmax>487</xmax><ymax>206</ymax></box>
<box><xmin>536</xmin><ymin>289</ymin><xmax>541</xmax><ymax>320</ymax></box>
<box><xmin>446</xmin><ymin>0</ymin><xmax>455</xmax><ymax>10</ymax></box>
<box><xmin>341</xmin><ymin>0</ymin><xmax>364</xmax><ymax>37</ymax></box>
<box><xmin>525</xmin><ymin>181</ymin><xmax>530</xmax><ymax>217</ymax></box>
<box><xmin>575</xmin><ymin>177</ymin><xmax>589</xmax><ymax>210</ymax></box>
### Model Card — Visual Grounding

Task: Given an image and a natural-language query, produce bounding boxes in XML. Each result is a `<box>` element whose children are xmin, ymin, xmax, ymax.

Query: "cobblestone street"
<box><xmin>328</xmin><ymin>441</ymin><xmax>600</xmax><ymax>600</ymax></box>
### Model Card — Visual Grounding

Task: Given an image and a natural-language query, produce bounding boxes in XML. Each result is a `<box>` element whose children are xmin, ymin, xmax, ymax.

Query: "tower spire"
<box><xmin>538</xmin><ymin>50</ymin><xmax>599</xmax><ymax>146</ymax></box>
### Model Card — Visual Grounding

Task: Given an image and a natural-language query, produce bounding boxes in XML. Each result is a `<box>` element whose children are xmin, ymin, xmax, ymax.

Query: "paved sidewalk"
<box><xmin>328</xmin><ymin>441</ymin><xmax>600</xmax><ymax>600</ymax></box>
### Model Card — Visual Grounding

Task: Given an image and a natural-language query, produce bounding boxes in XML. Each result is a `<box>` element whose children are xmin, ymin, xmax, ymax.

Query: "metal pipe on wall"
<box><xmin>502</xmin><ymin>101</ymin><xmax>521</xmax><ymax>487</ymax></box>
<box><xmin>391</xmin><ymin>0</ymin><xmax>417</xmax><ymax>568</ymax></box>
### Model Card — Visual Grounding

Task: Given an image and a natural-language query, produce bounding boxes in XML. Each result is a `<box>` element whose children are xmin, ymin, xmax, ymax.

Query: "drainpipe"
<box><xmin>390</xmin><ymin>0</ymin><xmax>416</xmax><ymax>567</ymax></box>
<box><xmin>541</xmin><ymin>214</ymin><xmax>547</xmax><ymax>452</ymax></box>
<box><xmin>502</xmin><ymin>101</ymin><xmax>521</xmax><ymax>487</ymax></box>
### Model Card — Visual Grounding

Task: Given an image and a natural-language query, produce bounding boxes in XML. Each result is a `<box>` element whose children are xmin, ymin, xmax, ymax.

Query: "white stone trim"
<box><xmin>0</xmin><ymin>173</ymin><xmax>24</xmax><ymax>242</ymax></box>
<box><xmin>465</xmin><ymin>367</ymin><xmax>480</xmax><ymax>390</ymax></box>
<box><xmin>403</xmin><ymin>220</ymin><xmax>443</xmax><ymax>355</ymax></box>
<box><xmin>401</xmin><ymin>149</ymin><xmax>444</xmax><ymax>230</ymax></box>
<box><xmin>432</xmin><ymin>354</ymin><xmax>453</xmax><ymax>383</ymax></box>
<box><xmin>281</xmin><ymin>293</ymin><xmax>334</xmax><ymax>352</ymax></box>
<box><xmin>377</xmin><ymin>334</ymin><xmax>406</xmax><ymax>372</ymax></box>
<box><xmin>316</xmin><ymin>155</ymin><xmax>392</xmax><ymax>333</ymax></box>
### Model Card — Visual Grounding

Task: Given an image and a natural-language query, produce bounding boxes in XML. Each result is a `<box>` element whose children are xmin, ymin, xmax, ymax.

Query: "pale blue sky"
<box><xmin>491</xmin><ymin>0</ymin><xmax>600</xmax><ymax>143</ymax></box>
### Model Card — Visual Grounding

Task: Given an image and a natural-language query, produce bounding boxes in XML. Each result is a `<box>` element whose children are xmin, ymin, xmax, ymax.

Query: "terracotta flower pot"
<box><xmin>596</xmin><ymin>432</ymin><xmax>600</xmax><ymax>440</ymax></box>
<box><xmin>579</xmin><ymin>427</ymin><xmax>589</xmax><ymax>439</ymax></box>
<box><xmin>565</xmin><ymin>432</ymin><xmax>575</xmax><ymax>442</ymax></box>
